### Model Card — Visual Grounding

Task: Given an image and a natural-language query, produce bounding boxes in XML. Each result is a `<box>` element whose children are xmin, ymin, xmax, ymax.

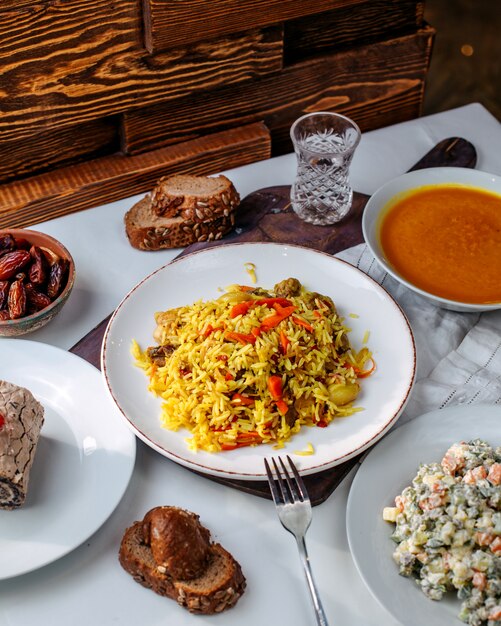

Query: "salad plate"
<box><xmin>347</xmin><ymin>403</ymin><xmax>501</xmax><ymax>626</ymax></box>
<box><xmin>101</xmin><ymin>242</ymin><xmax>416</xmax><ymax>480</ymax></box>
<box><xmin>0</xmin><ymin>340</ymin><xmax>136</xmax><ymax>580</ymax></box>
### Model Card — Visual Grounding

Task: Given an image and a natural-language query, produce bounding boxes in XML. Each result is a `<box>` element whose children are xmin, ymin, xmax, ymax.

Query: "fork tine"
<box><xmin>264</xmin><ymin>458</ymin><xmax>282</xmax><ymax>505</ymax></box>
<box><xmin>286</xmin><ymin>455</ymin><xmax>308</xmax><ymax>502</ymax></box>
<box><xmin>278</xmin><ymin>456</ymin><xmax>303</xmax><ymax>502</ymax></box>
<box><xmin>271</xmin><ymin>457</ymin><xmax>291</xmax><ymax>504</ymax></box>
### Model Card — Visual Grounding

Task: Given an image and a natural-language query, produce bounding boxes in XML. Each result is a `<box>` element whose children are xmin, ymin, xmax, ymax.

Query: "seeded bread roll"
<box><xmin>124</xmin><ymin>195</ymin><xmax>236</xmax><ymax>251</ymax></box>
<box><xmin>119</xmin><ymin>506</ymin><xmax>246</xmax><ymax>614</ymax></box>
<box><xmin>124</xmin><ymin>173</ymin><xmax>240</xmax><ymax>251</ymax></box>
<box><xmin>0</xmin><ymin>380</ymin><xmax>44</xmax><ymax>509</ymax></box>
<box><xmin>150</xmin><ymin>174</ymin><xmax>239</xmax><ymax>221</ymax></box>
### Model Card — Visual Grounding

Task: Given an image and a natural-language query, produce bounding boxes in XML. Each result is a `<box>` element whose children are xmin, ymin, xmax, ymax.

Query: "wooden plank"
<box><xmin>285</xmin><ymin>0</ymin><xmax>425</xmax><ymax>62</ymax></box>
<box><xmin>0</xmin><ymin>1</ymin><xmax>55</xmax><ymax>9</ymax></box>
<box><xmin>0</xmin><ymin>0</ymin><xmax>282</xmax><ymax>143</ymax></box>
<box><xmin>268</xmin><ymin>86</ymin><xmax>425</xmax><ymax>156</ymax></box>
<box><xmin>142</xmin><ymin>0</ymin><xmax>422</xmax><ymax>53</ymax></box>
<box><xmin>121</xmin><ymin>27</ymin><xmax>434</xmax><ymax>156</ymax></box>
<box><xmin>0</xmin><ymin>123</ymin><xmax>271</xmax><ymax>228</ymax></box>
<box><xmin>0</xmin><ymin>118</ymin><xmax>119</xmax><ymax>184</ymax></box>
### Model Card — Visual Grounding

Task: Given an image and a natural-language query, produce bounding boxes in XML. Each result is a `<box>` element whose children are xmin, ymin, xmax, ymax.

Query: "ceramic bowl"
<box><xmin>0</xmin><ymin>229</ymin><xmax>75</xmax><ymax>336</ymax></box>
<box><xmin>361</xmin><ymin>167</ymin><xmax>501</xmax><ymax>312</ymax></box>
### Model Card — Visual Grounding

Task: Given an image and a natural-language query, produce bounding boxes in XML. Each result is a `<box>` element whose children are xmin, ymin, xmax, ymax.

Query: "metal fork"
<box><xmin>264</xmin><ymin>456</ymin><xmax>330</xmax><ymax>626</ymax></box>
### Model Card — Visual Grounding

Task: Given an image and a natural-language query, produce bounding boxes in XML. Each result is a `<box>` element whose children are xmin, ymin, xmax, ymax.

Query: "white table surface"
<box><xmin>1</xmin><ymin>103</ymin><xmax>500</xmax><ymax>626</ymax></box>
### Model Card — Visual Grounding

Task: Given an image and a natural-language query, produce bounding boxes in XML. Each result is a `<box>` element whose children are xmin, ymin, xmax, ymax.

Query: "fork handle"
<box><xmin>296</xmin><ymin>536</ymin><xmax>330</xmax><ymax>626</ymax></box>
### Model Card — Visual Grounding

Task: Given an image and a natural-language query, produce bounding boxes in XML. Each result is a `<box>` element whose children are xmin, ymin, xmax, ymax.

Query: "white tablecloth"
<box><xmin>1</xmin><ymin>103</ymin><xmax>500</xmax><ymax>626</ymax></box>
<box><xmin>338</xmin><ymin>244</ymin><xmax>501</xmax><ymax>422</ymax></box>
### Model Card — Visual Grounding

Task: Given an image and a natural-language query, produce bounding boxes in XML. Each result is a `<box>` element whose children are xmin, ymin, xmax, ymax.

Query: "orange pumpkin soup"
<box><xmin>379</xmin><ymin>184</ymin><xmax>501</xmax><ymax>304</ymax></box>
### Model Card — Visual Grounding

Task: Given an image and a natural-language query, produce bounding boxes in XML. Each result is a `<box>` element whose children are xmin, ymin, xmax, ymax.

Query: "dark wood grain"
<box><xmin>71</xmin><ymin>315</ymin><xmax>112</xmax><ymax>372</ymax></box>
<box><xmin>0</xmin><ymin>0</ymin><xmax>435</xmax><ymax>225</ymax></box>
<box><xmin>0</xmin><ymin>123</ymin><xmax>271</xmax><ymax>228</ymax></box>
<box><xmin>408</xmin><ymin>136</ymin><xmax>478</xmax><ymax>170</ymax></box>
<box><xmin>0</xmin><ymin>117</ymin><xmax>119</xmax><ymax>185</ymax></box>
<box><xmin>121</xmin><ymin>28</ymin><xmax>434</xmax><ymax>156</ymax></box>
<box><xmin>142</xmin><ymin>0</ymin><xmax>395</xmax><ymax>53</ymax></box>
<box><xmin>0</xmin><ymin>0</ymin><xmax>282</xmax><ymax>144</ymax></box>
<box><xmin>70</xmin><ymin>138</ymin><xmax>476</xmax><ymax>505</ymax></box>
<box><xmin>284</xmin><ymin>0</ymin><xmax>425</xmax><ymax>63</ymax></box>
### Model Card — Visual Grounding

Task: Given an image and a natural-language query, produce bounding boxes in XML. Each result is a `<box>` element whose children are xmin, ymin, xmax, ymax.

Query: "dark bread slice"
<box><xmin>119</xmin><ymin>520</ymin><xmax>246</xmax><ymax>614</ymax></box>
<box><xmin>124</xmin><ymin>195</ymin><xmax>235</xmax><ymax>250</ymax></box>
<box><xmin>150</xmin><ymin>174</ymin><xmax>240</xmax><ymax>221</ymax></box>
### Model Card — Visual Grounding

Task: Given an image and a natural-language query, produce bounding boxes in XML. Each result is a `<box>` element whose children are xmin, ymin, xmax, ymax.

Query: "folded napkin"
<box><xmin>337</xmin><ymin>243</ymin><xmax>501</xmax><ymax>425</ymax></box>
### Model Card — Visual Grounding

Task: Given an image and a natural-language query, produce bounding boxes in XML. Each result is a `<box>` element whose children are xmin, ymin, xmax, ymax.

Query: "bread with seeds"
<box><xmin>124</xmin><ymin>195</ymin><xmax>236</xmax><ymax>251</ymax></box>
<box><xmin>124</xmin><ymin>174</ymin><xmax>239</xmax><ymax>250</ymax></box>
<box><xmin>118</xmin><ymin>506</ymin><xmax>246</xmax><ymax>614</ymax></box>
<box><xmin>150</xmin><ymin>174</ymin><xmax>239</xmax><ymax>221</ymax></box>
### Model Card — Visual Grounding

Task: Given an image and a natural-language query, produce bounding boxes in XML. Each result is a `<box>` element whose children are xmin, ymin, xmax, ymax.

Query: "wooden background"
<box><xmin>423</xmin><ymin>0</ymin><xmax>501</xmax><ymax>121</ymax></box>
<box><xmin>0</xmin><ymin>0</ymin><xmax>434</xmax><ymax>228</ymax></box>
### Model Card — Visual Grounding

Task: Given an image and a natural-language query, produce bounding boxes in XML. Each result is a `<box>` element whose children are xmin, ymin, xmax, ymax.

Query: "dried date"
<box><xmin>0</xmin><ymin>232</ymin><xmax>70</xmax><ymax>324</ymax></box>
<box><xmin>0</xmin><ymin>281</ymin><xmax>9</xmax><ymax>309</ymax></box>
<box><xmin>14</xmin><ymin>238</ymin><xmax>31</xmax><ymax>250</ymax></box>
<box><xmin>25</xmin><ymin>282</ymin><xmax>52</xmax><ymax>312</ymax></box>
<box><xmin>8</xmin><ymin>280</ymin><xmax>27</xmax><ymax>319</ymax></box>
<box><xmin>47</xmin><ymin>259</ymin><xmax>68</xmax><ymax>300</ymax></box>
<box><xmin>0</xmin><ymin>234</ymin><xmax>16</xmax><ymax>255</ymax></box>
<box><xmin>28</xmin><ymin>245</ymin><xmax>47</xmax><ymax>286</ymax></box>
<box><xmin>0</xmin><ymin>250</ymin><xmax>31</xmax><ymax>280</ymax></box>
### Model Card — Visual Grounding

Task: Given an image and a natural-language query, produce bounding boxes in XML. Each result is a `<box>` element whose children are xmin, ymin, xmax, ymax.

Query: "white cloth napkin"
<box><xmin>336</xmin><ymin>243</ymin><xmax>501</xmax><ymax>425</ymax></box>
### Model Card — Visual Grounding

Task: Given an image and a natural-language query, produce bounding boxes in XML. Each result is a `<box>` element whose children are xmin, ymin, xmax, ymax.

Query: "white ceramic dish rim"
<box><xmin>346</xmin><ymin>403</ymin><xmax>501</xmax><ymax>626</ymax></box>
<box><xmin>0</xmin><ymin>340</ymin><xmax>136</xmax><ymax>580</ymax></box>
<box><xmin>101</xmin><ymin>242</ymin><xmax>416</xmax><ymax>480</ymax></box>
<box><xmin>361</xmin><ymin>167</ymin><xmax>501</xmax><ymax>312</ymax></box>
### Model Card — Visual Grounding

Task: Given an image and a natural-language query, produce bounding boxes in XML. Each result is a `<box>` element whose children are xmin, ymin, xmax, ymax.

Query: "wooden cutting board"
<box><xmin>70</xmin><ymin>137</ymin><xmax>476</xmax><ymax>505</ymax></box>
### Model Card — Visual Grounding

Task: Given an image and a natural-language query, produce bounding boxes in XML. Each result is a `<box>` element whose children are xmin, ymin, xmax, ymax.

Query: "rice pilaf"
<box><xmin>132</xmin><ymin>278</ymin><xmax>373</xmax><ymax>452</ymax></box>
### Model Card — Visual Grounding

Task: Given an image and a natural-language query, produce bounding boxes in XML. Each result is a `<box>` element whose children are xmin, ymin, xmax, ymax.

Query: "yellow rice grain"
<box><xmin>294</xmin><ymin>443</ymin><xmax>315</xmax><ymax>456</ymax></box>
<box><xmin>133</xmin><ymin>282</ymin><xmax>372</xmax><ymax>452</ymax></box>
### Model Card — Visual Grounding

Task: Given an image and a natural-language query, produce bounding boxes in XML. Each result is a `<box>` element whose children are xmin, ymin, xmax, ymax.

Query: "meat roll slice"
<box><xmin>0</xmin><ymin>380</ymin><xmax>44</xmax><ymax>509</ymax></box>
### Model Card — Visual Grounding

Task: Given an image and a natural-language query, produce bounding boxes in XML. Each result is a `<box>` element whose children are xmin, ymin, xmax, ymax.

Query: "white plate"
<box><xmin>0</xmin><ymin>339</ymin><xmax>136</xmax><ymax>580</ymax></box>
<box><xmin>102</xmin><ymin>242</ymin><xmax>416</xmax><ymax>480</ymax></box>
<box><xmin>347</xmin><ymin>403</ymin><xmax>501</xmax><ymax>626</ymax></box>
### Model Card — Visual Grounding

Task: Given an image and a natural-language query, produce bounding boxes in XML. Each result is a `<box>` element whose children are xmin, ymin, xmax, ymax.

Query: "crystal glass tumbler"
<box><xmin>290</xmin><ymin>111</ymin><xmax>361</xmax><ymax>225</ymax></box>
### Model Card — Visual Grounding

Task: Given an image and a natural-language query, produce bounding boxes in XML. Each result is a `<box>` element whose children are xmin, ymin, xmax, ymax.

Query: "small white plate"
<box><xmin>347</xmin><ymin>403</ymin><xmax>501</xmax><ymax>626</ymax></box>
<box><xmin>102</xmin><ymin>242</ymin><xmax>416</xmax><ymax>480</ymax></box>
<box><xmin>0</xmin><ymin>340</ymin><xmax>136</xmax><ymax>580</ymax></box>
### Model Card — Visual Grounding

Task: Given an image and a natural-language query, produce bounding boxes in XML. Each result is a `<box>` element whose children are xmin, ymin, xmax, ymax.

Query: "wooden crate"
<box><xmin>0</xmin><ymin>0</ymin><xmax>433</xmax><ymax>225</ymax></box>
<box><xmin>121</xmin><ymin>28</ymin><xmax>434</xmax><ymax>157</ymax></box>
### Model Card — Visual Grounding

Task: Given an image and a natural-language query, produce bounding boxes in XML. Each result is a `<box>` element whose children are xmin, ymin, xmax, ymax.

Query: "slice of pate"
<box><xmin>0</xmin><ymin>380</ymin><xmax>44</xmax><ymax>509</ymax></box>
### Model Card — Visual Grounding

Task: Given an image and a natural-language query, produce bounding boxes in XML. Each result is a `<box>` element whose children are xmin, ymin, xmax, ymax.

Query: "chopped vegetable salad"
<box><xmin>384</xmin><ymin>440</ymin><xmax>501</xmax><ymax>625</ymax></box>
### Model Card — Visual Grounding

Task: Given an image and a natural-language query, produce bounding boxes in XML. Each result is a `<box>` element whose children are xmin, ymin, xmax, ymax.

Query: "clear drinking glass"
<box><xmin>290</xmin><ymin>111</ymin><xmax>361</xmax><ymax>225</ymax></box>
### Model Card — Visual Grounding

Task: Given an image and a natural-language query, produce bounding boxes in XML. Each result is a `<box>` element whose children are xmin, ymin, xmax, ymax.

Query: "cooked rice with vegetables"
<box><xmin>383</xmin><ymin>440</ymin><xmax>501</xmax><ymax>626</ymax></box>
<box><xmin>132</xmin><ymin>277</ymin><xmax>374</xmax><ymax>452</ymax></box>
